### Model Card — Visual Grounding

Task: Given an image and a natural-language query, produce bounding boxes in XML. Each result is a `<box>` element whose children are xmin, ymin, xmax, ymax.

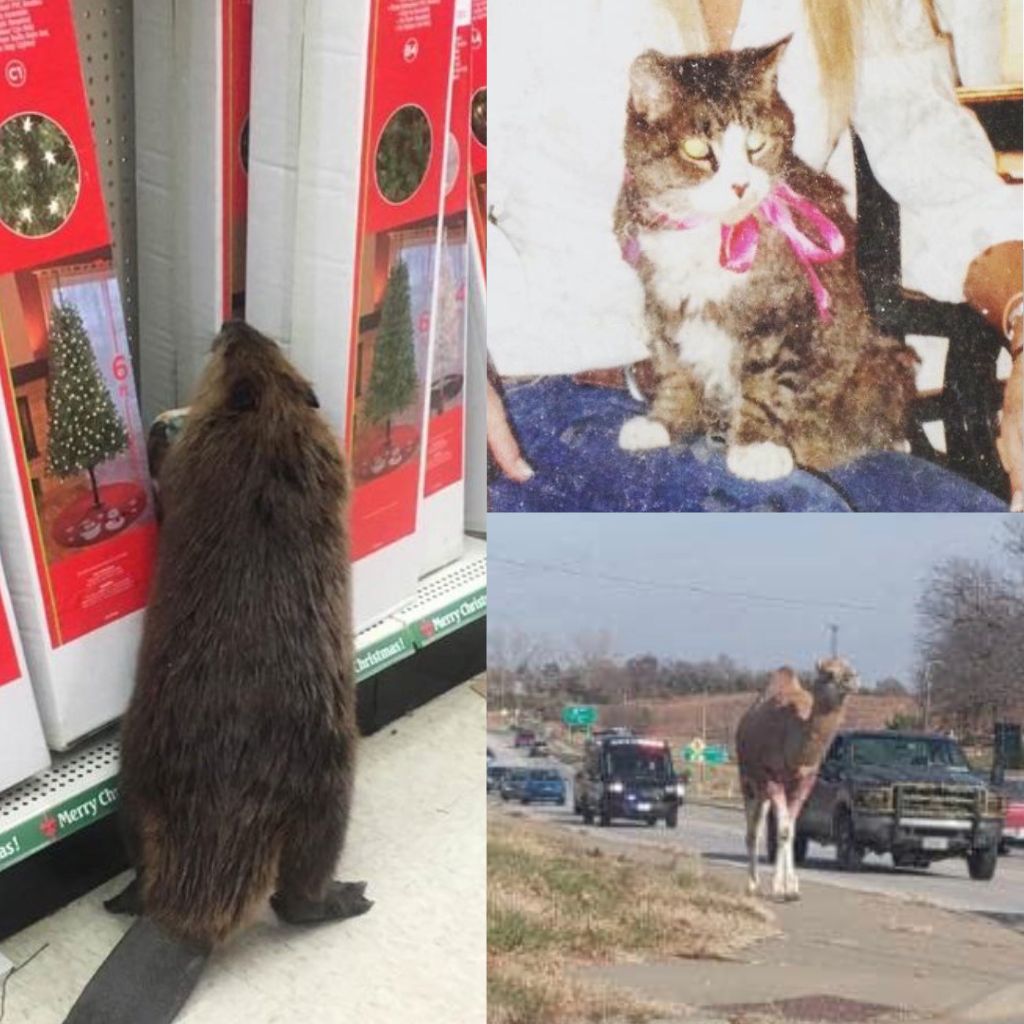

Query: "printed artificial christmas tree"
<box><xmin>45</xmin><ymin>303</ymin><xmax>129</xmax><ymax>506</ymax></box>
<box><xmin>375</xmin><ymin>107</ymin><xmax>431</xmax><ymax>203</ymax></box>
<box><xmin>365</xmin><ymin>259</ymin><xmax>417</xmax><ymax>455</ymax></box>
<box><xmin>432</xmin><ymin>248</ymin><xmax>463</xmax><ymax>413</ymax></box>
<box><xmin>0</xmin><ymin>115</ymin><xmax>80</xmax><ymax>237</ymax></box>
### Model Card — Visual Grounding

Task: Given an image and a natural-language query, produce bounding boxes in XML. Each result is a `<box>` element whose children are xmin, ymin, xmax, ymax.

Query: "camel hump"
<box><xmin>763</xmin><ymin>666</ymin><xmax>805</xmax><ymax>701</ymax></box>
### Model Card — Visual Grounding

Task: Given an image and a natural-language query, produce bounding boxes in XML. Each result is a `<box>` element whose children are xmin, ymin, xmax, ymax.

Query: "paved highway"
<box><xmin>489</xmin><ymin>731</ymin><xmax>1024</xmax><ymax>924</ymax></box>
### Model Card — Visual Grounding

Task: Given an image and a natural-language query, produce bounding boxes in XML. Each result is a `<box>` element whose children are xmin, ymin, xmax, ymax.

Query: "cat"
<box><xmin>614</xmin><ymin>38</ymin><xmax>917</xmax><ymax>481</ymax></box>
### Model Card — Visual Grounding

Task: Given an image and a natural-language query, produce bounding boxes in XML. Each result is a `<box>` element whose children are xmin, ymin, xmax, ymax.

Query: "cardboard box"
<box><xmin>290</xmin><ymin>0</ymin><xmax>456</xmax><ymax>627</ymax></box>
<box><xmin>135</xmin><ymin>0</ymin><xmax>253</xmax><ymax>422</ymax></box>
<box><xmin>0</xmin><ymin>0</ymin><xmax>157</xmax><ymax>749</ymax></box>
<box><xmin>419</xmin><ymin>0</ymin><xmax>471</xmax><ymax>574</ymax></box>
<box><xmin>245</xmin><ymin>0</ymin><xmax>306</xmax><ymax>346</ymax></box>
<box><xmin>0</xmin><ymin>561</ymin><xmax>49</xmax><ymax>792</ymax></box>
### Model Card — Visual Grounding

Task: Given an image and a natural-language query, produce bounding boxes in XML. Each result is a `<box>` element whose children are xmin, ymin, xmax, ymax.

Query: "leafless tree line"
<box><xmin>916</xmin><ymin>520</ymin><xmax>1024</xmax><ymax>739</ymax></box>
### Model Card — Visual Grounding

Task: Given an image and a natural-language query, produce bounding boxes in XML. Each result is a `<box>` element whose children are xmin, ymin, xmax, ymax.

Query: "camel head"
<box><xmin>812</xmin><ymin>657</ymin><xmax>859</xmax><ymax>710</ymax></box>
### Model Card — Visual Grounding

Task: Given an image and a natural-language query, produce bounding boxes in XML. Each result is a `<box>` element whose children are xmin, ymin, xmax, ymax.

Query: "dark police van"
<box><xmin>574</xmin><ymin>735</ymin><xmax>684</xmax><ymax>828</ymax></box>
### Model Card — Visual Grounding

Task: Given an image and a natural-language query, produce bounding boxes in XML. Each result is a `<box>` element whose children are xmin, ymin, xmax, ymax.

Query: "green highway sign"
<box><xmin>562</xmin><ymin>705</ymin><xmax>597</xmax><ymax>727</ymax></box>
<box><xmin>684</xmin><ymin>742</ymin><xmax>729</xmax><ymax>764</ymax></box>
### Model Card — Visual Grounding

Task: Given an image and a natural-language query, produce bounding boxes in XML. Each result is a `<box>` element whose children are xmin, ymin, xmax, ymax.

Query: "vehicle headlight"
<box><xmin>608</xmin><ymin>781</ymin><xmax>624</xmax><ymax>794</ymax></box>
<box><xmin>677</xmin><ymin>783</ymin><xmax>687</xmax><ymax>798</ymax></box>
<box><xmin>666</xmin><ymin>783</ymin><xmax>685</xmax><ymax>798</ymax></box>
<box><xmin>854</xmin><ymin>786</ymin><xmax>894</xmax><ymax>812</ymax></box>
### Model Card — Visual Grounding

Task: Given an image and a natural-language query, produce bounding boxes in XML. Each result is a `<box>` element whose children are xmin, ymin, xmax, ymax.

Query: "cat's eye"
<box><xmin>746</xmin><ymin>130</ymin><xmax>767</xmax><ymax>153</ymax></box>
<box><xmin>681</xmin><ymin>137</ymin><xmax>711</xmax><ymax>160</ymax></box>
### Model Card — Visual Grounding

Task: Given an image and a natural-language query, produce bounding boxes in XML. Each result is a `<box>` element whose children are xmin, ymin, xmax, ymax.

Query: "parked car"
<box><xmin>520</xmin><ymin>768</ymin><xmax>567</xmax><ymax>805</ymax></box>
<box><xmin>513</xmin><ymin>729</ymin><xmax>537</xmax><ymax>749</ymax></box>
<box><xmin>999</xmin><ymin>779</ymin><xmax>1024</xmax><ymax>852</ymax></box>
<box><xmin>574</xmin><ymin>735</ymin><xmax>683</xmax><ymax>827</ymax></box>
<box><xmin>487</xmin><ymin>764</ymin><xmax>511</xmax><ymax>793</ymax></box>
<box><xmin>788</xmin><ymin>730</ymin><xmax>1005</xmax><ymax>881</ymax></box>
<box><xmin>528</xmin><ymin>740</ymin><xmax>550</xmax><ymax>758</ymax></box>
<box><xmin>500</xmin><ymin>768</ymin><xmax>529</xmax><ymax>801</ymax></box>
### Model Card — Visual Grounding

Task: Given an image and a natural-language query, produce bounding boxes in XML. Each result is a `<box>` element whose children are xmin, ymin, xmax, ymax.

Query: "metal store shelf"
<box><xmin>0</xmin><ymin>537</ymin><xmax>485</xmax><ymax>875</ymax></box>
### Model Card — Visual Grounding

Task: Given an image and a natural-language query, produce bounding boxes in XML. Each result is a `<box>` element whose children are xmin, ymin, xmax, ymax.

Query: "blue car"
<box><xmin>519</xmin><ymin>768</ymin><xmax>567</xmax><ymax>806</ymax></box>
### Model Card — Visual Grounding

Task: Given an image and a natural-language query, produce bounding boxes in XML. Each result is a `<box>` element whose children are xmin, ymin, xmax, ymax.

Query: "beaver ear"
<box><xmin>228</xmin><ymin>378</ymin><xmax>259</xmax><ymax>412</ymax></box>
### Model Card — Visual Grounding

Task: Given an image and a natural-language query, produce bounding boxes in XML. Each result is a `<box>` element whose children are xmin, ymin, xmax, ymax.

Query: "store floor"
<box><xmin>0</xmin><ymin>679</ymin><xmax>486</xmax><ymax>1024</ymax></box>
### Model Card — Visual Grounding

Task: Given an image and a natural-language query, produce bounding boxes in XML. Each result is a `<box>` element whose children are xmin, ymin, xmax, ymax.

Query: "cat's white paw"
<box><xmin>727</xmin><ymin>441</ymin><xmax>795</xmax><ymax>481</ymax></box>
<box><xmin>891</xmin><ymin>439</ymin><xmax>912</xmax><ymax>454</ymax></box>
<box><xmin>619</xmin><ymin>416</ymin><xmax>671</xmax><ymax>451</ymax></box>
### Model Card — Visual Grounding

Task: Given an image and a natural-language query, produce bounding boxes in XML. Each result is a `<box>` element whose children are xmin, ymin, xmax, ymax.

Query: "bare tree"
<box><xmin>917</xmin><ymin>556</ymin><xmax>1024</xmax><ymax>737</ymax></box>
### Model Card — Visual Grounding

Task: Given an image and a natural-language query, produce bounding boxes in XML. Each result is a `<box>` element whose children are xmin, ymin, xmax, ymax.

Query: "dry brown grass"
<box><xmin>488</xmin><ymin>816</ymin><xmax>776</xmax><ymax>1024</ymax></box>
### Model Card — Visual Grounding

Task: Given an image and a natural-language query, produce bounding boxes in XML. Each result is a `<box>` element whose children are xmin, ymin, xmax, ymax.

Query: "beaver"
<box><xmin>64</xmin><ymin>321</ymin><xmax>371</xmax><ymax>1024</ymax></box>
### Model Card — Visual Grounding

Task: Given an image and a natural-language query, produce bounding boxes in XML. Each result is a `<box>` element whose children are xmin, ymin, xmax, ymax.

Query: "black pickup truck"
<box><xmin>785</xmin><ymin>730</ymin><xmax>1005</xmax><ymax>881</ymax></box>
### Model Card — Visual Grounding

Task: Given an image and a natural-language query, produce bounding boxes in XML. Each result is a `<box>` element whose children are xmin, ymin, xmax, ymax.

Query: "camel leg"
<box><xmin>745</xmin><ymin>796</ymin><xmax>769</xmax><ymax>896</ymax></box>
<box><xmin>784</xmin><ymin>774</ymin><xmax>817</xmax><ymax>900</ymax></box>
<box><xmin>768</xmin><ymin>788</ymin><xmax>790</xmax><ymax>899</ymax></box>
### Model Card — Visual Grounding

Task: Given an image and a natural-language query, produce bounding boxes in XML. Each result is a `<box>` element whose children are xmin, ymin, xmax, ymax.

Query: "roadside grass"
<box><xmin>488</xmin><ymin>816</ymin><xmax>776</xmax><ymax>1024</ymax></box>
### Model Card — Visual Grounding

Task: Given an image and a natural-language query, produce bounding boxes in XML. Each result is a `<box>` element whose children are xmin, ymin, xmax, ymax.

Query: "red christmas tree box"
<box><xmin>463</xmin><ymin>0</ymin><xmax>486</xmax><ymax>535</ymax></box>
<box><xmin>0</xmin><ymin>0</ymin><xmax>157</xmax><ymax>749</ymax></box>
<box><xmin>289</xmin><ymin>0</ymin><xmax>457</xmax><ymax>627</ymax></box>
<box><xmin>135</xmin><ymin>0</ymin><xmax>253</xmax><ymax>423</ymax></box>
<box><xmin>0</xmin><ymin>559</ymin><xmax>49</xmax><ymax>793</ymax></box>
<box><xmin>419</xmin><ymin>0</ymin><xmax>471</xmax><ymax>576</ymax></box>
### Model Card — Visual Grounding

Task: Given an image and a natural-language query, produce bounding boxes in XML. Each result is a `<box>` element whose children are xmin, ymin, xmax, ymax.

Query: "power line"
<box><xmin>489</xmin><ymin>556</ymin><xmax>881</xmax><ymax>614</ymax></box>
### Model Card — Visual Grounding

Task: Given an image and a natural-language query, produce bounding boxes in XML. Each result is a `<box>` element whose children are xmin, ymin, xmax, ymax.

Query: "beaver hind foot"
<box><xmin>104</xmin><ymin>875</ymin><xmax>143</xmax><ymax>917</ymax></box>
<box><xmin>271</xmin><ymin>880</ymin><xmax>373</xmax><ymax>925</ymax></box>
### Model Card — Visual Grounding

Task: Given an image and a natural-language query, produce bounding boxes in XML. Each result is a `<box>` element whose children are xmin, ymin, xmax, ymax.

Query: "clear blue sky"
<box><xmin>488</xmin><ymin>514</ymin><xmax>1015</xmax><ymax>685</ymax></box>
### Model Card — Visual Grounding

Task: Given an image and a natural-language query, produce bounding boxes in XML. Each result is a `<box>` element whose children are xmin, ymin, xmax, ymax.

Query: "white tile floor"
<box><xmin>0</xmin><ymin>680</ymin><xmax>486</xmax><ymax>1024</ymax></box>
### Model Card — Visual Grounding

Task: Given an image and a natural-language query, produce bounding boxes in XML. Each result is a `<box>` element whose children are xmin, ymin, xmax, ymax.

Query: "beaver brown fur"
<box><xmin>64</xmin><ymin>321</ymin><xmax>371</xmax><ymax>1024</ymax></box>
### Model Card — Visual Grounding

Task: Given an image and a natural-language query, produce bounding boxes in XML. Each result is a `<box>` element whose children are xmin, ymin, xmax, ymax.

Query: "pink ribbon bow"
<box><xmin>622</xmin><ymin>181</ymin><xmax>846</xmax><ymax>321</ymax></box>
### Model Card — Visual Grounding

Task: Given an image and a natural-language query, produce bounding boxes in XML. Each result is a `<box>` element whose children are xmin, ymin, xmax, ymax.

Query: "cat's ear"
<box><xmin>746</xmin><ymin>35</ymin><xmax>791</xmax><ymax>94</ymax></box>
<box><xmin>629</xmin><ymin>51</ymin><xmax>673</xmax><ymax>124</ymax></box>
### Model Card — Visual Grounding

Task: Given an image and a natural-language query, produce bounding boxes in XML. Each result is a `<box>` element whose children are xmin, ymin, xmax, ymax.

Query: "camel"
<box><xmin>735</xmin><ymin>658</ymin><xmax>859</xmax><ymax>900</ymax></box>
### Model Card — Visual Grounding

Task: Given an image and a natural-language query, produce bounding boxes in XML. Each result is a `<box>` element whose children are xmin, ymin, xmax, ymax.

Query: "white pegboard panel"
<box><xmin>70</xmin><ymin>0</ymin><xmax>139</xmax><ymax>367</ymax></box>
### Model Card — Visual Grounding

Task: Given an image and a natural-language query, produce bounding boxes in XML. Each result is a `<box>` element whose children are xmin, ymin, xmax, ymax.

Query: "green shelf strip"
<box><xmin>0</xmin><ymin>778</ymin><xmax>121</xmax><ymax>874</ymax></box>
<box><xmin>407</xmin><ymin>587</ymin><xmax>487</xmax><ymax>648</ymax></box>
<box><xmin>354</xmin><ymin>624</ymin><xmax>417</xmax><ymax>681</ymax></box>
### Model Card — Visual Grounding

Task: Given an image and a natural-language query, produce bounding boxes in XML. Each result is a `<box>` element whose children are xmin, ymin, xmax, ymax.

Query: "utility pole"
<box><xmin>827</xmin><ymin>623</ymin><xmax>839</xmax><ymax>658</ymax></box>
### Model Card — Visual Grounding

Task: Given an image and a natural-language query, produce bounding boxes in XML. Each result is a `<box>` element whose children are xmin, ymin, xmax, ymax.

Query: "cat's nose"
<box><xmin>731</xmin><ymin>182</ymin><xmax>749</xmax><ymax>198</ymax></box>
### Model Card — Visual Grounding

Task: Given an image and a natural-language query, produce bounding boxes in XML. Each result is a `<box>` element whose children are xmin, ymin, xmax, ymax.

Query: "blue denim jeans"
<box><xmin>488</xmin><ymin>376</ymin><xmax>1004</xmax><ymax>513</ymax></box>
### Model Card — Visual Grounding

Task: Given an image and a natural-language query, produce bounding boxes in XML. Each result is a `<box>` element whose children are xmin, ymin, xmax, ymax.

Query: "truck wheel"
<box><xmin>599</xmin><ymin>803</ymin><xmax>611</xmax><ymax>827</ymax></box>
<box><xmin>581</xmin><ymin>803</ymin><xmax>594</xmax><ymax>825</ymax></box>
<box><xmin>967</xmin><ymin>845</ymin><xmax>998</xmax><ymax>881</ymax></box>
<box><xmin>834</xmin><ymin>809</ymin><xmax>862</xmax><ymax>871</ymax></box>
<box><xmin>666</xmin><ymin>807</ymin><xmax>679</xmax><ymax>829</ymax></box>
<box><xmin>793</xmin><ymin>832</ymin><xmax>809</xmax><ymax>865</ymax></box>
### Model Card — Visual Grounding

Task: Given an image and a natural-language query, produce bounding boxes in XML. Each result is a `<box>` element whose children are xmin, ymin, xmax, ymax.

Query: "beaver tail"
<box><xmin>62</xmin><ymin>918</ymin><xmax>209</xmax><ymax>1024</ymax></box>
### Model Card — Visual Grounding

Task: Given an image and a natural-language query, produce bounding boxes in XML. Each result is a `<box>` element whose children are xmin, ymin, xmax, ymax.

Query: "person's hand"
<box><xmin>487</xmin><ymin>378</ymin><xmax>533</xmax><ymax>482</ymax></box>
<box><xmin>997</xmin><ymin>318</ymin><xmax>1023</xmax><ymax>511</ymax></box>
